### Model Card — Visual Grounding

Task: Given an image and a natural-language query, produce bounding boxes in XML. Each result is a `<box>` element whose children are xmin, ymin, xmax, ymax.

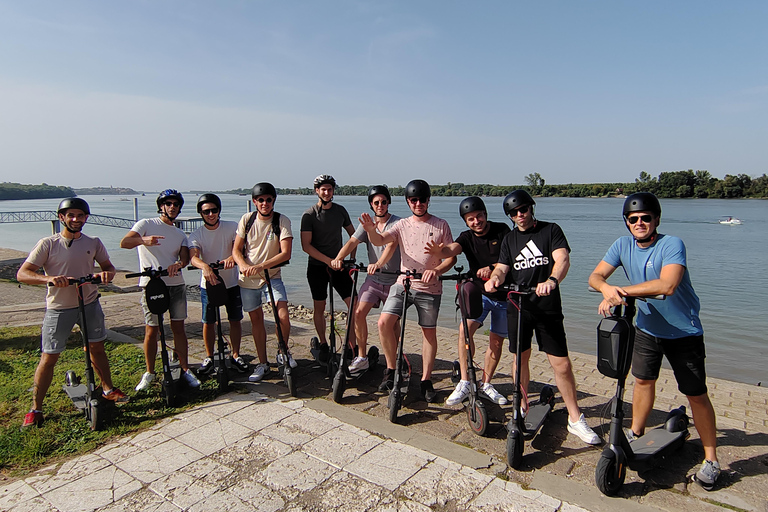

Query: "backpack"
<box><xmin>242</xmin><ymin>211</ymin><xmax>289</xmax><ymax>266</ymax></box>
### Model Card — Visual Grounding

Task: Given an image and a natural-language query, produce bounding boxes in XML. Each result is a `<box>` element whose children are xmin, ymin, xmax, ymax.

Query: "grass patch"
<box><xmin>0</xmin><ymin>326</ymin><xmax>221</xmax><ymax>476</ymax></box>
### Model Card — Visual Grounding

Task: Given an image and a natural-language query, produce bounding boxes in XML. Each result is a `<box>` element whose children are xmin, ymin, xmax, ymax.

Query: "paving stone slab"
<box><xmin>227</xmin><ymin>478</ymin><xmax>285</xmax><ymax>512</ymax></box>
<box><xmin>196</xmin><ymin>391</ymin><xmax>269</xmax><ymax>418</ymax></box>
<box><xmin>44</xmin><ymin>465</ymin><xmax>140</xmax><ymax>512</ymax></box>
<box><xmin>345</xmin><ymin>441</ymin><xmax>431</xmax><ymax>492</ymax></box>
<box><xmin>0</xmin><ymin>480</ymin><xmax>41</xmax><ymax>510</ymax></box>
<box><xmin>227</xmin><ymin>400</ymin><xmax>296</xmax><ymax>432</ymax></box>
<box><xmin>287</xmin><ymin>472</ymin><xmax>392</xmax><ymax>512</ymax></box>
<box><xmin>210</xmin><ymin>433</ymin><xmax>292</xmax><ymax>473</ymax></box>
<box><xmin>98</xmin><ymin>487</ymin><xmax>182</xmax><ymax>512</ymax></box>
<box><xmin>260</xmin><ymin>450</ymin><xmax>336</xmax><ymax>499</ymax></box>
<box><xmin>113</xmin><ymin>438</ymin><xmax>205</xmax><ymax>484</ymax></box>
<box><xmin>398</xmin><ymin>457</ymin><xmax>493</xmax><ymax>509</ymax></box>
<box><xmin>6</xmin><ymin>496</ymin><xmax>58</xmax><ymax>512</ymax></box>
<box><xmin>26</xmin><ymin>453</ymin><xmax>112</xmax><ymax>494</ymax></box>
<box><xmin>176</xmin><ymin>416</ymin><xmax>255</xmax><ymax>456</ymax></box>
<box><xmin>470</xmin><ymin>479</ymin><xmax>559</xmax><ymax>512</ymax></box>
<box><xmin>303</xmin><ymin>425</ymin><xmax>383</xmax><ymax>468</ymax></box>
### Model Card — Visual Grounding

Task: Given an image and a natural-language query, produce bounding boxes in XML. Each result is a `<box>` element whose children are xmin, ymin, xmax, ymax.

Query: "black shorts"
<box><xmin>307</xmin><ymin>265</ymin><xmax>353</xmax><ymax>302</ymax></box>
<box><xmin>507</xmin><ymin>306</ymin><xmax>568</xmax><ymax>358</ymax></box>
<box><xmin>631</xmin><ymin>329</ymin><xmax>708</xmax><ymax>397</ymax></box>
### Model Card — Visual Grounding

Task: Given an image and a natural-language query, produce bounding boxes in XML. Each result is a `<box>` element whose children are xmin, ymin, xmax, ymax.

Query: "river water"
<box><xmin>1</xmin><ymin>194</ymin><xmax>766</xmax><ymax>385</ymax></box>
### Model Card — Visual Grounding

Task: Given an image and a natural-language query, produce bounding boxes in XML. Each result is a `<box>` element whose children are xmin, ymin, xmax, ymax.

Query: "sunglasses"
<box><xmin>509</xmin><ymin>205</ymin><xmax>530</xmax><ymax>216</ymax></box>
<box><xmin>408</xmin><ymin>197</ymin><xmax>428</xmax><ymax>204</ymax></box>
<box><xmin>626</xmin><ymin>214</ymin><xmax>654</xmax><ymax>224</ymax></box>
<box><xmin>372</xmin><ymin>200</ymin><xmax>388</xmax><ymax>206</ymax></box>
<box><xmin>164</xmin><ymin>201</ymin><xmax>181</xmax><ymax>208</ymax></box>
<box><xmin>201</xmin><ymin>208</ymin><xmax>219</xmax><ymax>215</ymax></box>
<box><xmin>256</xmin><ymin>197</ymin><xmax>274</xmax><ymax>204</ymax></box>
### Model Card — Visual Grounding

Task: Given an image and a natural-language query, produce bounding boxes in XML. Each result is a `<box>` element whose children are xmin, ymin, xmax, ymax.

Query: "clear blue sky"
<box><xmin>1</xmin><ymin>1</ymin><xmax>766</xmax><ymax>190</ymax></box>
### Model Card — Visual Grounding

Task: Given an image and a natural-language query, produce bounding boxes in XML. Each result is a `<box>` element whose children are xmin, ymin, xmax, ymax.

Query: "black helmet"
<box><xmin>623</xmin><ymin>192</ymin><xmax>661</xmax><ymax>218</ymax></box>
<box><xmin>156</xmin><ymin>189</ymin><xmax>184</xmax><ymax>212</ymax></box>
<box><xmin>251</xmin><ymin>182</ymin><xmax>277</xmax><ymax>199</ymax></box>
<box><xmin>502</xmin><ymin>190</ymin><xmax>535</xmax><ymax>217</ymax></box>
<box><xmin>367</xmin><ymin>185</ymin><xmax>391</xmax><ymax>205</ymax></box>
<box><xmin>196</xmin><ymin>193</ymin><xmax>222</xmax><ymax>214</ymax></box>
<box><xmin>459</xmin><ymin>196</ymin><xmax>486</xmax><ymax>219</ymax></box>
<box><xmin>57</xmin><ymin>197</ymin><xmax>90</xmax><ymax>215</ymax></box>
<box><xmin>404</xmin><ymin>179</ymin><xmax>431</xmax><ymax>200</ymax></box>
<box><xmin>313</xmin><ymin>174</ymin><xmax>336</xmax><ymax>188</ymax></box>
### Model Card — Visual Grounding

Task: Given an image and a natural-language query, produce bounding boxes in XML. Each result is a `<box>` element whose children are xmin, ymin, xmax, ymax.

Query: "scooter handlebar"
<box><xmin>587</xmin><ymin>286</ymin><xmax>665</xmax><ymax>301</ymax></box>
<box><xmin>187</xmin><ymin>261</ymin><xmax>226</xmax><ymax>271</ymax></box>
<box><xmin>125</xmin><ymin>267</ymin><xmax>170</xmax><ymax>279</ymax></box>
<box><xmin>48</xmin><ymin>275</ymin><xmax>102</xmax><ymax>286</ymax></box>
<box><xmin>379</xmin><ymin>269</ymin><xmax>423</xmax><ymax>279</ymax></box>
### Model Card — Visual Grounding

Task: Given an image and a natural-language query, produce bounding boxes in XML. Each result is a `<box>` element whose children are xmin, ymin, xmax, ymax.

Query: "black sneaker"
<box><xmin>378</xmin><ymin>368</ymin><xmax>394</xmax><ymax>392</ymax></box>
<box><xmin>230</xmin><ymin>356</ymin><xmax>249</xmax><ymax>373</ymax></box>
<box><xmin>199</xmin><ymin>357</ymin><xmax>214</xmax><ymax>375</ymax></box>
<box><xmin>318</xmin><ymin>343</ymin><xmax>330</xmax><ymax>363</ymax></box>
<box><xmin>421</xmin><ymin>380</ymin><xmax>437</xmax><ymax>403</ymax></box>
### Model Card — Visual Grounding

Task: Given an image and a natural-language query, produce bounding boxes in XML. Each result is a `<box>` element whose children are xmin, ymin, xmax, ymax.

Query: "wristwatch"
<box><xmin>547</xmin><ymin>276</ymin><xmax>559</xmax><ymax>286</ymax></box>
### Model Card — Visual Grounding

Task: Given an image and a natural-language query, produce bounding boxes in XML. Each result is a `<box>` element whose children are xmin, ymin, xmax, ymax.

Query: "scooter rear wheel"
<box><xmin>332</xmin><ymin>370</ymin><xmax>346</xmax><ymax>403</ymax></box>
<box><xmin>506</xmin><ymin>429</ymin><xmax>524</xmax><ymax>469</ymax></box>
<box><xmin>89</xmin><ymin>399</ymin><xmax>104</xmax><ymax>431</ymax></box>
<box><xmin>450</xmin><ymin>360</ymin><xmax>461</xmax><ymax>385</ymax></box>
<box><xmin>539</xmin><ymin>385</ymin><xmax>555</xmax><ymax>406</ymax></box>
<box><xmin>467</xmin><ymin>400</ymin><xmax>488</xmax><ymax>436</ymax></box>
<box><xmin>595</xmin><ymin>453</ymin><xmax>625</xmax><ymax>496</ymax></box>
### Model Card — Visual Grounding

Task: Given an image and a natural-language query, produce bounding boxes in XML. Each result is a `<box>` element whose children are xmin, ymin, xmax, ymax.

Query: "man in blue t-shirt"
<box><xmin>589</xmin><ymin>192</ymin><xmax>720</xmax><ymax>491</ymax></box>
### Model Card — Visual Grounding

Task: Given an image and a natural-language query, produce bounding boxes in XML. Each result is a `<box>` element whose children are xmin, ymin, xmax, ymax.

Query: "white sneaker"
<box><xmin>348</xmin><ymin>356</ymin><xmax>369</xmax><ymax>373</ymax></box>
<box><xmin>276</xmin><ymin>352</ymin><xmax>298</xmax><ymax>369</ymax></box>
<box><xmin>446</xmin><ymin>380</ymin><xmax>471</xmax><ymax>406</ymax></box>
<box><xmin>135</xmin><ymin>372</ymin><xmax>155</xmax><ymax>392</ymax></box>
<box><xmin>249</xmin><ymin>363</ymin><xmax>270</xmax><ymax>382</ymax></box>
<box><xmin>480</xmin><ymin>382</ymin><xmax>508</xmax><ymax>405</ymax></box>
<box><xmin>182</xmin><ymin>369</ymin><xmax>201</xmax><ymax>388</ymax></box>
<box><xmin>567</xmin><ymin>413</ymin><xmax>601</xmax><ymax>445</ymax></box>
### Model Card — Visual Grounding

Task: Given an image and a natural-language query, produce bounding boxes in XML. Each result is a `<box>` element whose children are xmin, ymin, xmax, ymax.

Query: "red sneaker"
<box><xmin>21</xmin><ymin>411</ymin><xmax>44</xmax><ymax>429</ymax></box>
<box><xmin>102</xmin><ymin>388</ymin><xmax>130</xmax><ymax>403</ymax></box>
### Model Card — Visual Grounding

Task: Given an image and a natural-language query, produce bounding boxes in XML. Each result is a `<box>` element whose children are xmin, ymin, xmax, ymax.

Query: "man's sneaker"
<box><xmin>248</xmin><ymin>363</ymin><xmax>270</xmax><ymax>382</ymax></box>
<box><xmin>318</xmin><ymin>343</ymin><xmax>330</xmax><ymax>363</ymax></box>
<box><xmin>21</xmin><ymin>410</ymin><xmax>44</xmax><ymax>429</ymax></box>
<box><xmin>182</xmin><ymin>369</ymin><xmax>201</xmax><ymax>388</ymax></box>
<box><xmin>624</xmin><ymin>427</ymin><xmax>639</xmax><ymax>442</ymax></box>
<box><xmin>103</xmin><ymin>388</ymin><xmax>130</xmax><ymax>403</ymax></box>
<box><xmin>230</xmin><ymin>356</ymin><xmax>249</xmax><ymax>373</ymax></box>
<box><xmin>694</xmin><ymin>459</ymin><xmax>721</xmax><ymax>491</ymax></box>
<box><xmin>421</xmin><ymin>380</ymin><xmax>437</xmax><ymax>403</ymax></box>
<box><xmin>480</xmin><ymin>382</ymin><xmax>508</xmax><ymax>405</ymax></box>
<box><xmin>348</xmin><ymin>356</ymin><xmax>369</xmax><ymax>374</ymax></box>
<box><xmin>378</xmin><ymin>368</ymin><xmax>394</xmax><ymax>392</ymax></box>
<box><xmin>199</xmin><ymin>357</ymin><xmax>214</xmax><ymax>375</ymax></box>
<box><xmin>135</xmin><ymin>372</ymin><xmax>156</xmax><ymax>392</ymax></box>
<box><xmin>567</xmin><ymin>413</ymin><xmax>601</xmax><ymax>445</ymax></box>
<box><xmin>277</xmin><ymin>351</ymin><xmax>298</xmax><ymax>369</ymax></box>
<box><xmin>446</xmin><ymin>380</ymin><xmax>471</xmax><ymax>406</ymax></box>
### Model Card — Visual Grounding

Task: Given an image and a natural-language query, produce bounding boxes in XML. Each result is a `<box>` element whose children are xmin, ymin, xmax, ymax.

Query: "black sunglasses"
<box><xmin>408</xmin><ymin>197</ymin><xmax>428</xmax><ymax>204</ymax></box>
<box><xmin>372</xmin><ymin>200</ymin><xmax>388</xmax><ymax>206</ymax></box>
<box><xmin>201</xmin><ymin>208</ymin><xmax>219</xmax><ymax>215</ymax></box>
<box><xmin>256</xmin><ymin>197</ymin><xmax>274</xmax><ymax>204</ymax></box>
<box><xmin>509</xmin><ymin>205</ymin><xmax>529</xmax><ymax>216</ymax></box>
<box><xmin>626</xmin><ymin>214</ymin><xmax>653</xmax><ymax>224</ymax></box>
<box><xmin>164</xmin><ymin>201</ymin><xmax>181</xmax><ymax>207</ymax></box>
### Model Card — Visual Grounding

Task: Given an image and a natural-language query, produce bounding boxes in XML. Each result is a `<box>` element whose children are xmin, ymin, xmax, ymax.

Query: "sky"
<box><xmin>1</xmin><ymin>1</ymin><xmax>767</xmax><ymax>190</ymax></box>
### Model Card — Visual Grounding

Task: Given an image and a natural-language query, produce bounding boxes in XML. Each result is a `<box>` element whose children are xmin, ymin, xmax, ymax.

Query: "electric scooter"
<box><xmin>593</xmin><ymin>293</ymin><xmax>690</xmax><ymax>496</ymax></box>
<box><xmin>331</xmin><ymin>259</ymin><xmax>380</xmax><ymax>403</ymax></box>
<box><xmin>385</xmin><ymin>269</ymin><xmax>420</xmax><ymax>424</ymax></box>
<box><xmin>59</xmin><ymin>275</ymin><xmax>107</xmax><ymax>431</ymax></box>
<box><xmin>441</xmin><ymin>266</ymin><xmax>490</xmax><ymax>436</ymax></box>
<box><xmin>187</xmin><ymin>261</ymin><xmax>230</xmax><ymax>393</ymax></box>
<box><xmin>264</xmin><ymin>268</ymin><xmax>298</xmax><ymax>397</ymax></box>
<box><xmin>503</xmin><ymin>284</ymin><xmax>557</xmax><ymax>469</ymax></box>
<box><xmin>125</xmin><ymin>267</ymin><xmax>180</xmax><ymax>406</ymax></box>
<box><xmin>309</xmin><ymin>268</ymin><xmax>347</xmax><ymax>380</ymax></box>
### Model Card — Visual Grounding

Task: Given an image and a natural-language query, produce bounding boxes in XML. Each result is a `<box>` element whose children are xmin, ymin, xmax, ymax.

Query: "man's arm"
<box><xmin>331</xmin><ymin>236</ymin><xmax>361</xmax><ymax>270</ymax></box>
<box><xmin>16</xmin><ymin>262</ymin><xmax>64</xmax><ymax>287</ymax></box>
<box><xmin>190</xmin><ymin>247</ymin><xmax>220</xmax><ymax>285</ymax></box>
<box><xmin>535</xmin><ymin>247</ymin><xmax>569</xmax><ymax>297</ymax></box>
<box><xmin>301</xmin><ymin>231</ymin><xmax>333</xmax><ymax>266</ymax></box>
<box><xmin>261</xmin><ymin>237</ymin><xmax>293</xmax><ymax>270</ymax></box>
<box><xmin>358</xmin><ymin>213</ymin><xmax>395</xmax><ymax>246</ymax></box>
<box><xmin>95</xmin><ymin>257</ymin><xmax>116</xmax><ymax>284</ymax></box>
<box><xmin>120</xmin><ymin>230</ymin><xmax>165</xmax><ymax>249</ymax></box>
<box><xmin>485</xmin><ymin>262</ymin><xmax>510</xmax><ymax>293</ymax></box>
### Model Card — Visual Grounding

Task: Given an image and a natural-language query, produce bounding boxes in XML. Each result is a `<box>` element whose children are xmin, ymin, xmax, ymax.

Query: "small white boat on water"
<box><xmin>719</xmin><ymin>216</ymin><xmax>743</xmax><ymax>225</ymax></box>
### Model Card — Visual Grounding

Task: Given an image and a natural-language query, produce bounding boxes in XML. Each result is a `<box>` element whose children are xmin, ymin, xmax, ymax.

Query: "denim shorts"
<box><xmin>632</xmin><ymin>329</ymin><xmax>708</xmax><ymax>396</ymax></box>
<box><xmin>201</xmin><ymin>286</ymin><xmax>244</xmax><ymax>324</ymax></box>
<box><xmin>381</xmin><ymin>283</ymin><xmax>441</xmax><ymax>328</ymax></box>
<box><xmin>241</xmin><ymin>278</ymin><xmax>288</xmax><ymax>313</ymax></box>
<box><xmin>470</xmin><ymin>295</ymin><xmax>508</xmax><ymax>337</ymax></box>
<box><xmin>141</xmin><ymin>284</ymin><xmax>187</xmax><ymax>326</ymax></box>
<box><xmin>357</xmin><ymin>278</ymin><xmax>392</xmax><ymax>308</ymax></box>
<box><xmin>42</xmin><ymin>300</ymin><xmax>107</xmax><ymax>354</ymax></box>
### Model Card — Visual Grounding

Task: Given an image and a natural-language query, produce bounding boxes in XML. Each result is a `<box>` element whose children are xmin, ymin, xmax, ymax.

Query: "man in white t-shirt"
<box><xmin>120</xmin><ymin>189</ymin><xmax>200</xmax><ymax>391</ymax></box>
<box><xmin>188</xmin><ymin>193</ymin><xmax>246</xmax><ymax>375</ymax></box>
<box><xmin>232</xmin><ymin>183</ymin><xmax>294</xmax><ymax>383</ymax></box>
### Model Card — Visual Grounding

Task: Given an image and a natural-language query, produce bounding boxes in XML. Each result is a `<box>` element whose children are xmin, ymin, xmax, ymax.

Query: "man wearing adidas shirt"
<box><xmin>485</xmin><ymin>190</ymin><xmax>600</xmax><ymax>446</ymax></box>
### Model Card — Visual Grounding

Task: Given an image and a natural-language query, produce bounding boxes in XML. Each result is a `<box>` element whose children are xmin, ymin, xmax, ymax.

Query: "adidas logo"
<box><xmin>514</xmin><ymin>241</ymin><xmax>549</xmax><ymax>270</ymax></box>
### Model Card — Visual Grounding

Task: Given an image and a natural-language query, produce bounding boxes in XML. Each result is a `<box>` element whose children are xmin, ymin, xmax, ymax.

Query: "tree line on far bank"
<box><xmin>0</xmin><ymin>183</ymin><xmax>75</xmax><ymax>201</ymax></box>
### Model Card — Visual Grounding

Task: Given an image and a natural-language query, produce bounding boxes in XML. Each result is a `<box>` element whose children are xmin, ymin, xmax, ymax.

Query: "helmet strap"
<box><xmin>635</xmin><ymin>230</ymin><xmax>658</xmax><ymax>244</ymax></box>
<box><xmin>203</xmin><ymin>217</ymin><xmax>219</xmax><ymax>227</ymax></box>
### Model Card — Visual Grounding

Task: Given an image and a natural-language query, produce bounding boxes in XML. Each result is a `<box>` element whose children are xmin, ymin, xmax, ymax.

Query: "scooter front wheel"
<box><xmin>284</xmin><ymin>366</ymin><xmax>297</xmax><ymax>397</ymax></box>
<box><xmin>595</xmin><ymin>453</ymin><xmax>625</xmax><ymax>496</ymax></box>
<box><xmin>467</xmin><ymin>400</ymin><xmax>488</xmax><ymax>436</ymax></box>
<box><xmin>89</xmin><ymin>399</ymin><xmax>104</xmax><ymax>431</ymax></box>
<box><xmin>506</xmin><ymin>428</ymin><xmax>524</xmax><ymax>469</ymax></box>
<box><xmin>367</xmin><ymin>346</ymin><xmax>379</xmax><ymax>369</ymax></box>
<box><xmin>332</xmin><ymin>369</ymin><xmax>346</xmax><ymax>403</ymax></box>
<box><xmin>388</xmin><ymin>389</ymin><xmax>401</xmax><ymax>423</ymax></box>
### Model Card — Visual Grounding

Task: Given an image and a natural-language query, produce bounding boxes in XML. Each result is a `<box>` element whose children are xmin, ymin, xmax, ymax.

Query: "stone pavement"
<box><xmin>1</xmin><ymin>275</ymin><xmax>767</xmax><ymax>512</ymax></box>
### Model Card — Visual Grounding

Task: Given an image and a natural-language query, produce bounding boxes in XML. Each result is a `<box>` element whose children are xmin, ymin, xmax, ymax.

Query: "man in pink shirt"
<box><xmin>359</xmin><ymin>179</ymin><xmax>456</xmax><ymax>402</ymax></box>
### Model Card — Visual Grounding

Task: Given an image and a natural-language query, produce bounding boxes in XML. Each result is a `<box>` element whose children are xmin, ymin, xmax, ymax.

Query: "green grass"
<box><xmin>0</xmin><ymin>326</ymin><xmax>221</xmax><ymax>476</ymax></box>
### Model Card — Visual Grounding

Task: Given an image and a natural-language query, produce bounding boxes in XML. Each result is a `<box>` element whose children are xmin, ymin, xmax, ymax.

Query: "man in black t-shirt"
<box><xmin>300</xmin><ymin>175</ymin><xmax>356</xmax><ymax>356</ymax></box>
<box><xmin>485</xmin><ymin>190</ymin><xmax>600</xmax><ymax>446</ymax></box>
<box><xmin>425</xmin><ymin>196</ymin><xmax>510</xmax><ymax>406</ymax></box>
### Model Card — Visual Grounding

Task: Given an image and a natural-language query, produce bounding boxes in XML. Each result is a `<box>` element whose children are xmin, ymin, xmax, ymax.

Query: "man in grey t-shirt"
<box><xmin>332</xmin><ymin>185</ymin><xmax>401</xmax><ymax>373</ymax></box>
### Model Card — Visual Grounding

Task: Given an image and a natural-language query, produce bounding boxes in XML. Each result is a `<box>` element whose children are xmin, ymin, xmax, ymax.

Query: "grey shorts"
<box><xmin>381</xmin><ymin>283</ymin><xmax>441</xmax><ymax>328</ymax></box>
<box><xmin>357</xmin><ymin>278</ymin><xmax>392</xmax><ymax>308</ymax></box>
<box><xmin>42</xmin><ymin>300</ymin><xmax>107</xmax><ymax>354</ymax></box>
<box><xmin>141</xmin><ymin>284</ymin><xmax>187</xmax><ymax>326</ymax></box>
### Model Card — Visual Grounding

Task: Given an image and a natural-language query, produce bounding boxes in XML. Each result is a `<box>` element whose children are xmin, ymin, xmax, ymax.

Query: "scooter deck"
<box><xmin>630</xmin><ymin>427</ymin><xmax>690</xmax><ymax>467</ymax></box>
<box><xmin>523</xmin><ymin>402</ymin><xmax>552</xmax><ymax>436</ymax></box>
<box><xmin>62</xmin><ymin>384</ymin><xmax>89</xmax><ymax>410</ymax></box>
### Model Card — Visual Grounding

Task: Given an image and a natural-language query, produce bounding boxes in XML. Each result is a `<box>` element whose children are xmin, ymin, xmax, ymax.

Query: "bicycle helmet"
<box><xmin>404</xmin><ymin>179</ymin><xmax>431</xmax><ymax>200</ymax></box>
<box><xmin>502</xmin><ymin>190</ymin><xmax>535</xmax><ymax>217</ymax></box>
<box><xmin>156</xmin><ymin>189</ymin><xmax>184</xmax><ymax>213</ymax></box>
<box><xmin>623</xmin><ymin>192</ymin><xmax>661</xmax><ymax>218</ymax></box>
<box><xmin>313</xmin><ymin>174</ymin><xmax>337</xmax><ymax>189</ymax></box>
<box><xmin>367</xmin><ymin>185</ymin><xmax>391</xmax><ymax>205</ymax></box>
<box><xmin>57</xmin><ymin>197</ymin><xmax>90</xmax><ymax>215</ymax></box>
<box><xmin>196</xmin><ymin>193</ymin><xmax>222</xmax><ymax>214</ymax></box>
<box><xmin>251</xmin><ymin>182</ymin><xmax>277</xmax><ymax>199</ymax></box>
<box><xmin>459</xmin><ymin>196</ymin><xmax>486</xmax><ymax>219</ymax></box>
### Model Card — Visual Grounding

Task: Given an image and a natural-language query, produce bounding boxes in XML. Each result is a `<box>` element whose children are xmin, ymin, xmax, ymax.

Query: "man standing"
<box><xmin>588</xmin><ymin>192</ymin><xmax>720</xmax><ymax>490</ymax></box>
<box><xmin>120</xmin><ymin>189</ymin><xmax>200</xmax><ymax>391</ymax></box>
<box><xmin>485</xmin><ymin>190</ymin><xmax>599</xmax><ymax>445</ymax></box>
<box><xmin>188</xmin><ymin>193</ymin><xmax>246</xmax><ymax>375</ymax></box>
<box><xmin>331</xmin><ymin>185</ymin><xmax>401</xmax><ymax>374</ymax></box>
<box><xmin>18</xmin><ymin>198</ymin><xmax>128</xmax><ymax>429</ymax></box>
<box><xmin>232</xmin><ymin>182</ymin><xmax>294</xmax><ymax>383</ymax></box>
<box><xmin>424</xmin><ymin>196</ymin><xmax>510</xmax><ymax>406</ymax></box>
<box><xmin>300</xmin><ymin>175</ymin><xmax>356</xmax><ymax>359</ymax></box>
<box><xmin>360</xmin><ymin>179</ymin><xmax>455</xmax><ymax>402</ymax></box>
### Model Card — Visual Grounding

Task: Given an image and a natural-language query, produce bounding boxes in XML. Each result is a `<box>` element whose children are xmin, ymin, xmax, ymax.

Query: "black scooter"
<box><xmin>125</xmin><ymin>267</ymin><xmax>180</xmax><ymax>406</ymax></box>
<box><xmin>187</xmin><ymin>261</ymin><xmax>230</xmax><ymax>393</ymax></box>
<box><xmin>593</xmin><ymin>294</ymin><xmax>690</xmax><ymax>496</ymax></box>
<box><xmin>309</xmin><ymin>268</ymin><xmax>344</xmax><ymax>380</ymax></box>
<box><xmin>503</xmin><ymin>284</ymin><xmax>556</xmax><ymax>469</ymax></box>
<box><xmin>442</xmin><ymin>266</ymin><xmax>489</xmax><ymax>436</ymax></box>
<box><xmin>385</xmin><ymin>270</ymin><xmax>420</xmax><ymax>424</ymax></box>
<box><xmin>263</xmin><ymin>268</ymin><xmax>298</xmax><ymax>397</ymax></box>
<box><xmin>332</xmin><ymin>260</ymin><xmax>380</xmax><ymax>403</ymax></box>
<box><xmin>59</xmin><ymin>275</ymin><xmax>107</xmax><ymax>431</ymax></box>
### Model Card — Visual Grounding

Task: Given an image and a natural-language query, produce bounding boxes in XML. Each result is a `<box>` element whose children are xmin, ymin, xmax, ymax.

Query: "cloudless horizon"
<box><xmin>1</xmin><ymin>1</ymin><xmax>766</xmax><ymax>190</ymax></box>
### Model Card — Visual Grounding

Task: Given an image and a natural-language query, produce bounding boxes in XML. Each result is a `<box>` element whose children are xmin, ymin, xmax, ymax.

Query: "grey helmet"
<box><xmin>313</xmin><ymin>174</ymin><xmax>336</xmax><ymax>189</ymax></box>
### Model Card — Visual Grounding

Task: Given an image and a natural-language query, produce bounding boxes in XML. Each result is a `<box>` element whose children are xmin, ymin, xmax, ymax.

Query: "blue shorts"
<box><xmin>42</xmin><ymin>300</ymin><xmax>106</xmax><ymax>354</ymax></box>
<box><xmin>241</xmin><ymin>278</ymin><xmax>288</xmax><ymax>313</ymax></box>
<box><xmin>201</xmin><ymin>286</ymin><xmax>244</xmax><ymax>324</ymax></box>
<box><xmin>381</xmin><ymin>283</ymin><xmax>441</xmax><ymax>328</ymax></box>
<box><xmin>470</xmin><ymin>295</ymin><xmax>508</xmax><ymax>337</ymax></box>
